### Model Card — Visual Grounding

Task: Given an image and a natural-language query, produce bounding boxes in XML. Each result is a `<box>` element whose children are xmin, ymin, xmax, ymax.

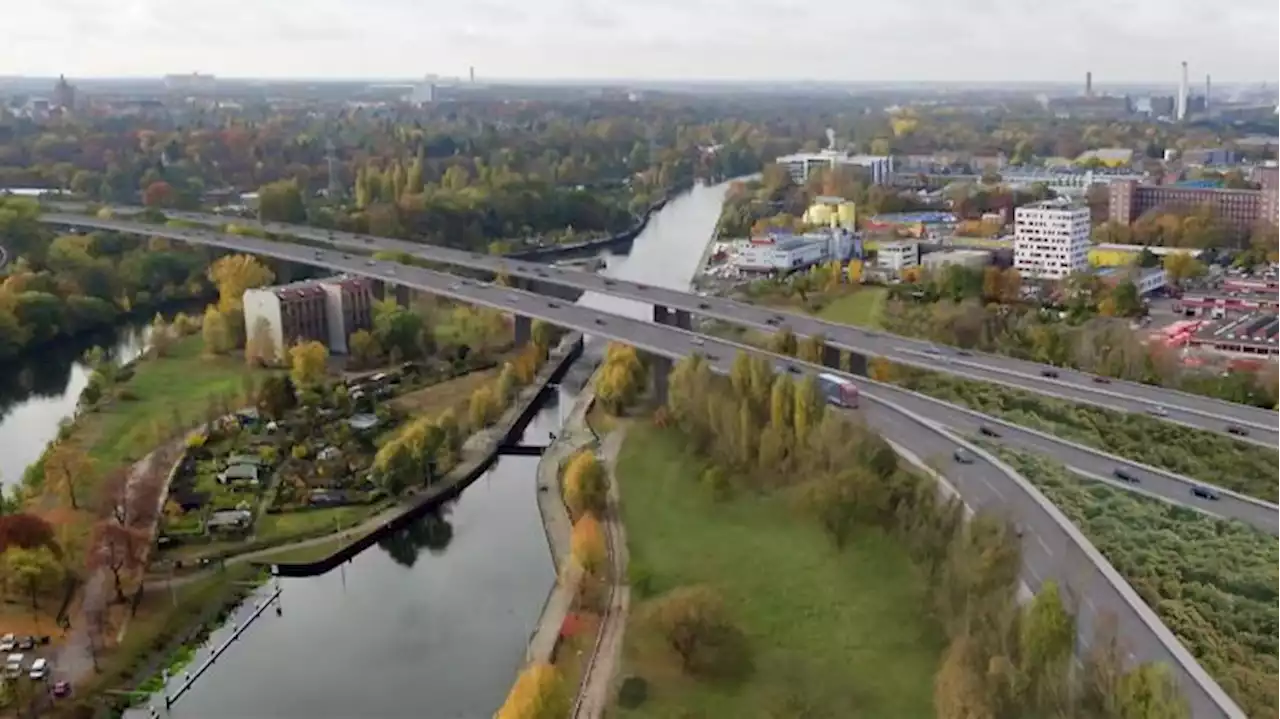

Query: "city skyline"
<box><xmin>6</xmin><ymin>0</ymin><xmax>1279</xmax><ymax>82</ymax></box>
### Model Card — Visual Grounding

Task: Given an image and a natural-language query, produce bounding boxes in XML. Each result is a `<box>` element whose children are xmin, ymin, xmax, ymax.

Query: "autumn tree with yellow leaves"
<box><xmin>562</xmin><ymin>450</ymin><xmax>607</xmax><ymax>519</ymax></box>
<box><xmin>495</xmin><ymin>663</ymin><xmax>568</xmax><ymax>719</ymax></box>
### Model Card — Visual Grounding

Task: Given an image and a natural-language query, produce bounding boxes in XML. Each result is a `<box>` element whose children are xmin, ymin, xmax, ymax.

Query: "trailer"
<box><xmin>817</xmin><ymin>373</ymin><xmax>860</xmax><ymax>409</ymax></box>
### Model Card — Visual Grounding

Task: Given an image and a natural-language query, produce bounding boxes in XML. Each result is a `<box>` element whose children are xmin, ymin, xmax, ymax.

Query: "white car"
<box><xmin>1147</xmin><ymin>405</ymin><xmax>1169</xmax><ymax>417</ymax></box>
<box><xmin>29</xmin><ymin>658</ymin><xmax>48</xmax><ymax>681</ymax></box>
<box><xmin>0</xmin><ymin>634</ymin><xmax>14</xmax><ymax>652</ymax></box>
<box><xmin>4</xmin><ymin>653</ymin><xmax>24</xmax><ymax>678</ymax></box>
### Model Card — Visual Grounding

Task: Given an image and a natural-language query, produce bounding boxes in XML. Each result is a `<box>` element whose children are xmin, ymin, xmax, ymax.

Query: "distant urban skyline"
<box><xmin>7</xmin><ymin>0</ymin><xmax>1279</xmax><ymax>83</ymax></box>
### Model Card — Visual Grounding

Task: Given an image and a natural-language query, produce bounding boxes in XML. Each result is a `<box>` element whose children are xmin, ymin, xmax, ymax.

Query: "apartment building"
<box><xmin>1108</xmin><ymin>180</ymin><xmax>1279</xmax><ymax>234</ymax></box>
<box><xmin>1013</xmin><ymin>199</ymin><xmax>1091</xmax><ymax>280</ymax></box>
<box><xmin>243</xmin><ymin>276</ymin><xmax>375</xmax><ymax>361</ymax></box>
<box><xmin>875</xmin><ymin>240</ymin><xmax>920</xmax><ymax>272</ymax></box>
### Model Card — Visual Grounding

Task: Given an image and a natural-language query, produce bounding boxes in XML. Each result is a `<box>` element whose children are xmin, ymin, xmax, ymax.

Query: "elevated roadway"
<box><xmin>41</xmin><ymin>205</ymin><xmax>1279</xmax><ymax>449</ymax></box>
<box><xmin>43</xmin><ymin>217</ymin><xmax>1249</xmax><ymax>717</ymax></box>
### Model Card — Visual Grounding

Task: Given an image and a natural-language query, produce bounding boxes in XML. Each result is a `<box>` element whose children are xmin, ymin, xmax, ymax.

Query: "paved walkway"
<box><xmin>573</xmin><ymin>430</ymin><xmax>630</xmax><ymax>719</ymax></box>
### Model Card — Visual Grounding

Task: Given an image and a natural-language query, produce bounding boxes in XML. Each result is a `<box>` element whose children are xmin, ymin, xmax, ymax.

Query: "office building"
<box><xmin>1013</xmin><ymin>199</ymin><xmax>1091</xmax><ymax>280</ymax></box>
<box><xmin>243</xmin><ymin>276</ymin><xmax>375</xmax><ymax>361</ymax></box>
<box><xmin>775</xmin><ymin>150</ymin><xmax>894</xmax><ymax>185</ymax></box>
<box><xmin>52</xmin><ymin>75</ymin><xmax>75</xmax><ymax>110</ymax></box>
<box><xmin>1108</xmin><ymin>180</ymin><xmax>1279</xmax><ymax>234</ymax></box>
<box><xmin>876</xmin><ymin>240</ymin><xmax>920</xmax><ymax>272</ymax></box>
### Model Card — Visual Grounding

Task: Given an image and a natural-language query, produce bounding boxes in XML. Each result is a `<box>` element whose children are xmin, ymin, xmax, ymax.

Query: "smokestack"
<box><xmin>1177</xmin><ymin>61</ymin><xmax>1189</xmax><ymax>121</ymax></box>
<box><xmin>1205</xmin><ymin>74</ymin><xmax>1211</xmax><ymax>112</ymax></box>
<box><xmin>1085</xmin><ymin>71</ymin><xmax>1093</xmax><ymax>97</ymax></box>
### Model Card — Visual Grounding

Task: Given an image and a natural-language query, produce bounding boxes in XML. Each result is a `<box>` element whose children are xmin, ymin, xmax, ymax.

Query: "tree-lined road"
<box><xmin>34</xmin><ymin>215</ymin><xmax>1251</xmax><ymax>717</ymax></box>
<box><xmin>42</xmin><ymin>205</ymin><xmax>1278</xmax><ymax>449</ymax></box>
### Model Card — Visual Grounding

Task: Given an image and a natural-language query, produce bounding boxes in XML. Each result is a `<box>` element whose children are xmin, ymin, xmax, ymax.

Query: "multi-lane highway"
<box><xmin>40</xmin><ymin>206</ymin><xmax>1280</xmax><ymax>448</ymax></box>
<box><xmin>36</xmin><ymin>217</ymin><xmax>1248</xmax><ymax>717</ymax></box>
<box><xmin>41</xmin><ymin>214</ymin><xmax>1278</xmax><ymax>525</ymax></box>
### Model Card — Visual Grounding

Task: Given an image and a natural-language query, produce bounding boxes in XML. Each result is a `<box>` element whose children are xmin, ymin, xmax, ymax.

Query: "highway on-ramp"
<box><xmin>39</xmin><ymin>217</ymin><xmax>1247</xmax><ymax>717</ymax></box>
<box><xmin>41</xmin><ymin>206</ymin><xmax>1279</xmax><ymax>449</ymax></box>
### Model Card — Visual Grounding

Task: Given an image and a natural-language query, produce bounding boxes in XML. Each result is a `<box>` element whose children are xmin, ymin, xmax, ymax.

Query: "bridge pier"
<box><xmin>649</xmin><ymin>355</ymin><xmax>672</xmax><ymax>406</ymax></box>
<box><xmin>652</xmin><ymin>304</ymin><xmax>670</xmax><ymax>326</ymax></box>
<box><xmin>673</xmin><ymin>309</ymin><xmax>692</xmax><ymax>331</ymax></box>
<box><xmin>846</xmin><ymin>351</ymin><xmax>869</xmax><ymax>377</ymax></box>
<box><xmin>393</xmin><ymin>284</ymin><xmax>412</xmax><ymax>307</ymax></box>
<box><xmin>821</xmin><ymin>344</ymin><xmax>841</xmax><ymax>370</ymax></box>
<box><xmin>514</xmin><ymin>315</ymin><xmax>532</xmax><ymax>346</ymax></box>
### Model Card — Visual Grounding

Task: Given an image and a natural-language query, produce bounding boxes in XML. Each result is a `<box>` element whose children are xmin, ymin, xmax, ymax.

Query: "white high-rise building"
<box><xmin>1013</xmin><ymin>199</ymin><xmax>1091</xmax><ymax>280</ymax></box>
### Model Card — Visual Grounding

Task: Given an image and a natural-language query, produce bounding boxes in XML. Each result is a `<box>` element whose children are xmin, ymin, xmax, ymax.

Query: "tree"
<box><xmin>792</xmin><ymin>375</ymin><xmax>825</xmax><ymax>444</ymax></box>
<box><xmin>1018</xmin><ymin>580</ymin><xmax>1074</xmax><ymax>712</ymax></box>
<box><xmin>44</xmin><ymin>445</ymin><xmax>94</xmax><ymax>510</ymax></box>
<box><xmin>768</xmin><ymin>326</ymin><xmax>798</xmax><ymax>356</ymax></box>
<box><xmin>495</xmin><ymin>663</ymin><xmax>568</xmax><ymax>719</ymax></box>
<box><xmin>0</xmin><ymin>513</ymin><xmax>56</xmax><ymax>554</ymax></box>
<box><xmin>562</xmin><ymin>450</ymin><xmax>607</xmax><ymax>519</ymax></box>
<box><xmin>1162</xmin><ymin>252</ymin><xmax>1206</xmax><ymax>286</ymax></box>
<box><xmin>255</xmin><ymin>374</ymin><xmax>296</xmax><ymax>420</ymax></box>
<box><xmin>347</xmin><ymin>329</ymin><xmax>382</xmax><ymax>369</ymax></box>
<box><xmin>569</xmin><ymin>515</ymin><xmax>607</xmax><ymax>576</ymax></box>
<box><xmin>2</xmin><ymin>546</ymin><xmax>61</xmax><ymax>615</ymax></box>
<box><xmin>288</xmin><ymin>340</ymin><xmax>329</xmax><ymax>389</ymax></box>
<box><xmin>257</xmin><ymin>179</ymin><xmax>308</xmax><ymax>223</ymax></box>
<box><xmin>595</xmin><ymin>343</ymin><xmax>645</xmax><ymax>414</ymax></box>
<box><xmin>530</xmin><ymin>319</ymin><xmax>555</xmax><ymax>349</ymax></box>
<box><xmin>468</xmin><ymin>385</ymin><xmax>501</xmax><ymax>429</ymax></box>
<box><xmin>372</xmin><ymin>299</ymin><xmax>426</xmax><ymax>360</ymax></box>
<box><xmin>933</xmin><ymin>634</ymin><xmax>998</xmax><ymax>719</ymax></box>
<box><xmin>245</xmin><ymin>316</ymin><xmax>279</xmax><ymax>366</ymax></box>
<box><xmin>208</xmin><ymin>255</ymin><xmax>275</xmax><ymax>315</ymax></box>
<box><xmin>91</xmin><ymin>520</ymin><xmax>147</xmax><ymax>603</ymax></box>
<box><xmin>644</xmin><ymin>584</ymin><xmax>748</xmax><ymax>678</ymax></box>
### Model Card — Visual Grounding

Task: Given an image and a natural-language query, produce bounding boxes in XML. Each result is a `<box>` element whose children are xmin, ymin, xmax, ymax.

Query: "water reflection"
<box><xmin>378</xmin><ymin>506</ymin><xmax>456</xmax><ymax>568</ymax></box>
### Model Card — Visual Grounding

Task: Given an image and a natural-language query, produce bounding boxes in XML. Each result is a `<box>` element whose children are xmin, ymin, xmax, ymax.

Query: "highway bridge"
<box><xmin>42</xmin><ymin>205</ymin><xmax>1280</xmax><ymax>450</ymax></box>
<box><xmin>33</xmin><ymin>215</ymin><xmax>1253</xmax><ymax>718</ymax></box>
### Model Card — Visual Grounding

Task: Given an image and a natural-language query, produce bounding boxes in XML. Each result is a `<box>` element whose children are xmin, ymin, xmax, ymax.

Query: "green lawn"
<box><xmin>817</xmin><ymin>287</ymin><xmax>887</xmax><ymax>328</ymax></box>
<box><xmin>612</xmin><ymin>425</ymin><xmax>941</xmax><ymax>719</ymax></box>
<box><xmin>255</xmin><ymin>504</ymin><xmax>380</xmax><ymax>542</ymax></box>
<box><xmin>76</xmin><ymin>335</ymin><xmax>264</xmax><ymax>469</ymax></box>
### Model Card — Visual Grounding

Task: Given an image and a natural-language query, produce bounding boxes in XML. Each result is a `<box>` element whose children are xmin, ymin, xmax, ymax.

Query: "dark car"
<box><xmin>16</xmin><ymin>636</ymin><xmax>35</xmax><ymax>651</ymax></box>
<box><xmin>1226</xmin><ymin>425</ymin><xmax>1250</xmax><ymax>437</ymax></box>
<box><xmin>953</xmin><ymin>449</ymin><xmax>974</xmax><ymax>464</ymax></box>
<box><xmin>956</xmin><ymin>350</ymin><xmax>973</xmax><ymax>357</ymax></box>
<box><xmin>1113</xmin><ymin>468</ymin><xmax>1140</xmax><ymax>484</ymax></box>
<box><xmin>1041</xmin><ymin>369</ymin><xmax>1060</xmax><ymax>379</ymax></box>
<box><xmin>1092</xmin><ymin>376</ymin><xmax>1111</xmax><ymax>384</ymax></box>
<box><xmin>978</xmin><ymin>425</ymin><xmax>1001</xmax><ymax>438</ymax></box>
<box><xmin>1190</xmin><ymin>486</ymin><xmax>1221</xmax><ymax>501</ymax></box>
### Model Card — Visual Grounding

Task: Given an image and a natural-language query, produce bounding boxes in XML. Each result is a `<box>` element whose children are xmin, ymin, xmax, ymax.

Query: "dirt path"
<box><xmin>572</xmin><ymin>429</ymin><xmax>630</xmax><ymax>719</ymax></box>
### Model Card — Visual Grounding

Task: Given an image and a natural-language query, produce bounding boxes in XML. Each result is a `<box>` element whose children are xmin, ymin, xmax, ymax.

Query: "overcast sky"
<box><xmin>6</xmin><ymin>0</ymin><xmax>1279</xmax><ymax>82</ymax></box>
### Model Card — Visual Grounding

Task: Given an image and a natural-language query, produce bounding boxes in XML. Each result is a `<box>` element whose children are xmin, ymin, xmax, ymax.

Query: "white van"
<box><xmin>29</xmin><ymin>658</ymin><xmax>49</xmax><ymax>680</ymax></box>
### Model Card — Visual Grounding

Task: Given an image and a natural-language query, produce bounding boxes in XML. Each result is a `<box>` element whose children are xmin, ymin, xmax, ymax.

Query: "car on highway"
<box><xmin>953</xmin><ymin>448</ymin><xmax>974</xmax><ymax>464</ymax></box>
<box><xmin>1040</xmin><ymin>369</ymin><xmax>1059</xmax><ymax>378</ymax></box>
<box><xmin>1190</xmin><ymin>486</ymin><xmax>1221</xmax><ymax>501</ymax></box>
<box><xmin>1092</xmin><ymin>376</ymin><xmax>1111</xmax><ymax>384</ymax></box>
<box><xmin>690</xmin><ymin>337</ymin><xmax>704</xmax><ymax>346</ymax></box>
<box><xmin>956</xmin><ymin>350</ymin><xmax>973</xmax><ymax>357</ymax></box>
<box><xmin>1226</xmin><ymin>424</ymin><xmax>1250</xmax><ymax>437</ymax></box>
<box><xmin>924</xmin><ymin>347</ymin><xmax>943</xmax><ymax>356</ymax></box>
<box><xmin>978</xmin><ymin>425</ymin><xmax>1001</xmax><ymax>438</ymax></box>
<box><xmin>1147</xmin><ymin>405</ymin><xmax>1169</xmax><ymax>417</ymax></box>
<box><xmin>1113</xmin><ymin>468</ymin><xmax>1140</xmax><ymax>484</ymax></box>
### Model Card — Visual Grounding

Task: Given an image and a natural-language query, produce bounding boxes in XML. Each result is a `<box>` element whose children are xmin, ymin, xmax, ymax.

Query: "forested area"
<box><xmin>0</xmin><ymin>196</ymin><xmax>216</xmax><ymax>361</ymax></box>
<box><xmin>995</xmin><ymin>448</ymin><xmax>1278</xmax><ymax>719</ymax></box>
<box><xmin>602</xmin><ymin>348</ymin><xmax>1188</xmax><ymax>718</ymax></box>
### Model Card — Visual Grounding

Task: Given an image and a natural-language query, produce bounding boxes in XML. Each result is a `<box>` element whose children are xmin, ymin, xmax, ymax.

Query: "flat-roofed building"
<box><xmin>243</xmin><ymin>275</ymin><xmax>375</xmax><ymax>361</ymax></box>
<box><xmin>922</xmin><ymin>249</ymin><xmax>993</xmax><ymax>271</ymax></box>
<box><xmin>775</xmin><ymin>150</ymin><xmax>894</xmax><ymax>185</ymax></box>
<box><xmin>1014</xmin><ymin>199</ymin><xmax>1091</xmax><ymax>280</ymax></box>
<box><xmin>876</xmin><ymin>240</ymin><xmax>920</xmax><ymax>272</ymax></box>
<box><xmin>1188</xmin><ymin>313</ymin><xmax>1279</xmax><ymax>357</ymax></box>
<box><xmin>1108</xmin><ymin>179</ymin><xmax>1279</xmax><ymax>234</ymax></box>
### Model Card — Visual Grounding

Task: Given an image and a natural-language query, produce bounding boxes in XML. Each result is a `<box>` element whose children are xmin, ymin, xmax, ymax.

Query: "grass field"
<box><xmin>612</xmin><ymin>424</ymin><xmax>941</xmax><ymax>718</ymax></box>
<box><xmin>391</xmin><ymin>369</ymin><xmax>498</xmax><ymax>417</ymax></box>
<box><xmin>254</xmin><ymin>504</ymin><xmax>382</xmax><ymax>543</ymax></box>
<box><xmin>75</xmin><ymin>336</ymin><xmax>262</xmax><ymax>470</ymax></box>
<box><xmin>817</xmin><ymin>287</ymin><xmax>888</xmax><ymax>328</ymax></box>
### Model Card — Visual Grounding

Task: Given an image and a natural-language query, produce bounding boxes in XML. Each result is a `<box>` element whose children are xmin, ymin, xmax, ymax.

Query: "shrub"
<box><xmin>617</xmin><ymin>676</ymin><xmax>650</xmax><ymax>709</ymax></box>
<box><xmin>700</xmin><ymin>466</ymin><xmax>732</xmax><ymax>502</ymax></box>
<box><xmin>644</xmin><ymin>584</ymin><xmax>752</xmax><ymax>680</ymax></box>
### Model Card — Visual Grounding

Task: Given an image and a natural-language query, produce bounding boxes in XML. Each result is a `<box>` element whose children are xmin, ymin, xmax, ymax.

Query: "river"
<box><xmin>2</xmin><ymin>180</ymin><xmax>732</xmax><ymax>718</ymax></box>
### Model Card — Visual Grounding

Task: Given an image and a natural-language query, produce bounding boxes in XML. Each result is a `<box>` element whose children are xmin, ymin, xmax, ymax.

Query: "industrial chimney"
<box><xmin>1205</xmin><ymin>74</ymin><xmax>1211</xmax><ymax>112</ymax></box>
<box><xmin>1177</xmin><ymin>61</ymin><xmax>1189</xmax><ymax>121</ymax></box>
<box><xmin>1085</xmin><ymin>71</ymin><xmax>1093</xmax><ymax>98</ymax></box>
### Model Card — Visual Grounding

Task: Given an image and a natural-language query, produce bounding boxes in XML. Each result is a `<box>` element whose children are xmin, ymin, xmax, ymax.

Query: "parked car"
<box><xmin>15</xmin><ymin>636</ymin><xmax>34</xmax><ymax>651</ymax></box>
<box><xmin>4</xmin><ymin>654</ymin><xmax>24</xmax><ymax>678</ymax></box>
<box><xmin>29</xmin><ymin>658</ymin><xmax>49</xmax><ymax>681</ymax></box>
<box><xmin>1190</xmin><ymin>486</ymin><xmax>1221</xmax><ymax>501</ymax></box>
<box><xmin>51</xmin><ymin>681</ymin><xmax>71</xmax><ymax>698</ymax></box>
<box><xmin>1113</xmin><ymin>468</ymin><xmax>1140</xmax><ymax>484</ymax></box>
<box><xmin>0</xmin><ymin>634</ymin><xmax>14</xmax><ymax>652</ymax></box>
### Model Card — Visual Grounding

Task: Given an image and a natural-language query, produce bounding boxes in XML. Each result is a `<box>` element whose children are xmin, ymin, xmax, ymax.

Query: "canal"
<box><xmin>0</xmin><ymin>180</ymin><xmax>733</xmax><ymax>718</ymax></box>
